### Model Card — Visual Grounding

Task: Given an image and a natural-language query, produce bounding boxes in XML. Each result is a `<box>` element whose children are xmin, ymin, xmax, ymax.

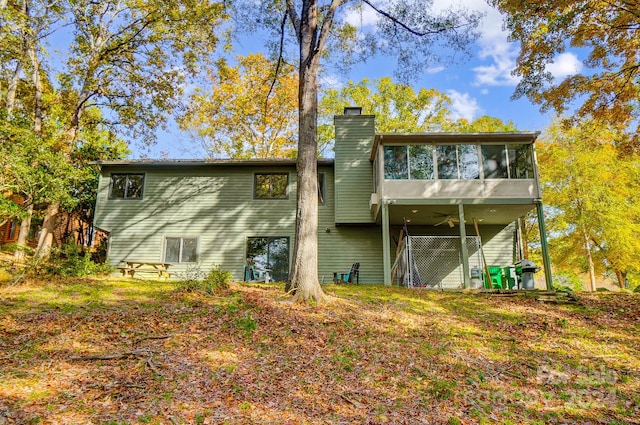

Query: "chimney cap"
<box><xmin>343</xmin><ymin>106</ymin><xmax>362</xmax><ymax>115</ymax></box>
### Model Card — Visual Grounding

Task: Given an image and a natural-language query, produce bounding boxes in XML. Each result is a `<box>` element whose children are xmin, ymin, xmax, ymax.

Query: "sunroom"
<box><xmin>368</xmin><ymin>132</ymin><xmax>553</xmax><ymax>289</ymax></box>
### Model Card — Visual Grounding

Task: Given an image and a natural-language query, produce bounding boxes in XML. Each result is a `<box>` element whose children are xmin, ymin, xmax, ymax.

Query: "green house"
<box><xmin>93</xmin><ymin>110</ymin><xmax>552</xmax><ymax>288</ymax></box>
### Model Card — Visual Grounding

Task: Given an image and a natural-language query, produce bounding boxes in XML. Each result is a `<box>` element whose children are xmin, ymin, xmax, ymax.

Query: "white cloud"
<box><xmin>546</xmin><ymin>52</ymin><xmax>582</xmax><ymax>80</ymax></box>
<box><xmin>343</xmin><ymin>1</ymin><xmax>383</xmax><ymax>28</ymax></box>
<box><xmin>431</xmin><ymin>0</ymin><xmax>520</xmax><ymax>87</ymax></box>
<box><xmin>320</xmin><ymin>73</ymin><xmax>344</xmax><ymax>90</ymax></box>
<box><xmin>425</xmin><ymin>66</ymin><xmax>445</xmax><ymax>74</ymax></box>
<box><xmin>447</xmin><ymin>90</ymin><xmax>481</xmax><ymax>121</ymax></box>
<box><xmin>472</xmin><ymin>4</ymin><xmax>521</xmax><ymax>86</ymax></box>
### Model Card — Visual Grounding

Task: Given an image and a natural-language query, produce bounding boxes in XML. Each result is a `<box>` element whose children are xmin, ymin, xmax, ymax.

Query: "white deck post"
<box><xmin>382</xmin><ymin>200</ymin><xmax>392</xmax><ymax>285</ymax></box>
<box><xmin>458</xmin><ymin>203</ymin><xmax>470</xmax><ymax>289</ymax></box>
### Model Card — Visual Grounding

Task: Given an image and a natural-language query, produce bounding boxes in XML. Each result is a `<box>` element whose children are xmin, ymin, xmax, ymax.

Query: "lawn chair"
<box><xmin>244</xmin><ymin>261</ymin><xmax>272</xmax><ymax>283</ymax></box>
<box><xmin>333</xmin><ymin>262</ymin><xmax>360</xmax><ymax>284</ymax></box>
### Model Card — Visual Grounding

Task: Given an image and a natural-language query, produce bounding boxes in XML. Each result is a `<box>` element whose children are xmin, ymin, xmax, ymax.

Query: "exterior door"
<box><xmin>246</xmin><ymin>237</ymin><xmax>290</xmax><ymax>282</ymax></box>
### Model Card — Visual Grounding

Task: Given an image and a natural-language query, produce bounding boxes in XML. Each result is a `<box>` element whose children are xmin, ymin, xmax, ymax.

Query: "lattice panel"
<box><xmin>394</xmin><ymin>236</ymin><xmax>482</xmax><ymax>289</ymax></box>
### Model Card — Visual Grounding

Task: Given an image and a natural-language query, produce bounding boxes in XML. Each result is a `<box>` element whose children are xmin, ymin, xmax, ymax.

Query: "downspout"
<box><xmin>535</xmin><ymin>199</ymin><xmax>553</xmax><ymax>290</ymax></box>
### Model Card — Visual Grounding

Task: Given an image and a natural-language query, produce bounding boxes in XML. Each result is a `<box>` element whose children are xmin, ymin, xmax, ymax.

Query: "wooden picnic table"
<box><xmin>118</xmin><ymin>260</ymin><xmax>173</xmax><ymax>278</ymax></box>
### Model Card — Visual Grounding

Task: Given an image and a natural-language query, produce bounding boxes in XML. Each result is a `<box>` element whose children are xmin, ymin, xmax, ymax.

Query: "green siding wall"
<box><xmin>95</xmin><ymin>165</ymin><xmax>296</xmax><ymax>280</ymax></box>
<box><xmin>334</xmin><ymin>115</ymin><xmax>376</xmax><ymax>223</ymax></box>
<box><xmin>95</xmin><ymin>164</ymin><xmax>386</xmax><ymax>283</ymax></box>
<box><xmin>318</xmin><ymin>167</ymin><xmax>385</xmax><ymax>283</ymax></box>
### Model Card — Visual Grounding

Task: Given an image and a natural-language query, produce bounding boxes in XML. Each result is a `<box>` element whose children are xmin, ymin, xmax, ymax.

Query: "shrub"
<box><xmin>174</xmin><ymin>265</ymin><xmax>231</xmax><ymax>294</ymax></box>
<box><xmin>43</xmin><ymin>242</ymin><xmax>112</xmax><ymax>277</ymax></box>
<box><xmin>205</xmin><ymin>265</ymin><xmax>232</xmax><ymax>291</ymax></box>
<box><xmin>553</xmin><ymin>271</ymin><xmax>584</xmax><ymax>292</ymax></box>
<box><xmin>0</xmin><ymin>243</ymin><xmax>34</xmax><ymax>256</ymax></box>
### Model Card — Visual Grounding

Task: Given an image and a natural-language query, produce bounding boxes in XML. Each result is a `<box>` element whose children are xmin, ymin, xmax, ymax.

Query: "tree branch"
<box><xmin>285</xmin><ymin>0</ymin><xmax>301</xmax><ymax>40</ymax></box>
<box><xmin>264</xmin><ymin>10</ymin><xmax>288</xmax><ymax>119</ymax></box>
<box><xmin>361</xmin><ymin>0</ymin><xmax>455</xmax><ymax>36</ymax></box>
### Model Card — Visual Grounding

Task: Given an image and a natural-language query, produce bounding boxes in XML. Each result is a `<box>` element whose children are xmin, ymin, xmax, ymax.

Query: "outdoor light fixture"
<box><xmin>411</xmin><ymin>209</ymin><xmax>418</xmax><ymax>213</ymax></box>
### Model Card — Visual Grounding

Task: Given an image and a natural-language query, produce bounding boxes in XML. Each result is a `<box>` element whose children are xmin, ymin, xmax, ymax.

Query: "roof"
<box><xmin>371</xmin><ymin>131</ymin><xmax>541</xmax><ymax>161</ymax></box>
<box><xmin>93</xmin><ymin>158</ymin><xmax>335</xmax><ymax>169</ymax></box>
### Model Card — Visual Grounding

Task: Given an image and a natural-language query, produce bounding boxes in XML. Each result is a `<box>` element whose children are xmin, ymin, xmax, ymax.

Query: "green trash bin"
<box><xmin>487</xmin><ymin>266</ymin><xmax>505</xmax><ymax>289</ymax></box>
<box><xmin>503</xmin><ymin>266</ymin><xmax>517</xmax><ymax>289</ymax></box>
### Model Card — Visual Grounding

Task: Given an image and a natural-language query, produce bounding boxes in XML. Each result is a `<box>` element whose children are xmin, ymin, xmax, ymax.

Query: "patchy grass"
<box><xmin>0</xmin><ymin>278</ymin><xmax>638</xmax><ymax>424</ymax></box>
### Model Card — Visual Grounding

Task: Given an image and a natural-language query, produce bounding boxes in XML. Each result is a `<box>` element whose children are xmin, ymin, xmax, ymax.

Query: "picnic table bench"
<box><xmin>118</xmin><ymin>260</ymin><xmax>173</xmax><ymax>279</ymax></box>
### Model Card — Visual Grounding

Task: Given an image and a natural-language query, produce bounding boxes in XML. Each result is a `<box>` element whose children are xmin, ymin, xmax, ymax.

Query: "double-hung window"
<box><xmin>109</xmin><ymin>174</ymin><xmax>145</xmax><ymax>199</ymax></box>
<box><xmin>164</xmin><ymin>237</ymin><xmax>198</xmax><ymax>263</ymax></box>
<box><xmin>254</xmin><ymin>173</ymin><xmax>288</xmax><ymax>199</ymax></box>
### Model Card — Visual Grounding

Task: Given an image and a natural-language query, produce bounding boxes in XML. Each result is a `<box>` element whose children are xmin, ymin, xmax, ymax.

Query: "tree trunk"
<box><xmin>5</xmin><ymin>61</ymin><xmax>23</xmax><ymax>117</ymax></box>
<box><xmin>584</xmin><ymin>231</ymin><xmax>597</xmax><ymax>292</ymax></box>
<box><xmin>287</xmin><ymin>1</ymin><xmax>327</xmax><ymax>303</ymax></box>
<box><xmin>36</xmin><ymin>203</ymin><xmax>59</xmax><ymax>259</ymax></box>
<box><xmin>614</xmin><ymin>269</ymin><xmax>626</xmax><ymax>289</ymax></box>
<box><xmin>28</xmin><ymin>43</ymin><xmax>43</xmax><ymax>133</ymax></box>
<box><xmin>14</xmin><ymin>203</ymin><xmax>33</xmax><ymax>260</ymax></box>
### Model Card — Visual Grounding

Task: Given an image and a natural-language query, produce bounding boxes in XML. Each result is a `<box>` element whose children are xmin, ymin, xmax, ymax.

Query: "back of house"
<box><xmin>93</xmin><ymin>111</ymin><xmax>548</xmax><ymax>287</ymax></box>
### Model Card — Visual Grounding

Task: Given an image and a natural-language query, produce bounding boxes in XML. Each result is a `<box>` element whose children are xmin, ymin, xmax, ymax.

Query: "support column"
<box><xmin>458</xmin><ymin>204</ymin><xmax>470</xmax><ymax>289</ymax></box>
<box><xmin>535</xmin><ymin>199</ymin><xmax>554</xmax><ymax>290</ymax></box>
<box><xmin>381</xmin><ymin>200</ymin><xmax>392</xmax><ymax>286</ymax></box>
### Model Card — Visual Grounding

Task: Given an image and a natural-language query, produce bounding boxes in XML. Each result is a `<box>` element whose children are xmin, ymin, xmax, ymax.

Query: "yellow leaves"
<box><xmin>494</xmin><ymin>0</ymin><xmax>640</xmax><ymax>136</ymax></box>
<box><xmin>179</xmin><ymin>53</ymin><xmax>298</xmax><ymax>159</ymax></box>
<box><xmin>539</xmin><ymin>118</ymin><xmax>640</xmax><ymax>275</ymax></box>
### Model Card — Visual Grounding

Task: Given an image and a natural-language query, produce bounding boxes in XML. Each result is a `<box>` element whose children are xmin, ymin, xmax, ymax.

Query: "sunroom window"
<box><xmin>383</xmin><ymin>143</ymin><xmax>533</xmax><ymax>180</ymax></box>
<box><xmin>508</xmin><ymin>144</ymin><xmax>535</xmax><ymax>179</ymax></box>
<box><xmin>481</xmin><ymin>145</ymin><xmax>508</xmax><ymax>178</ymax></box>
<box><xmin>384</xmin><ymin>146</ymin><xmax>408</xmax><ymax>179</ymax></box>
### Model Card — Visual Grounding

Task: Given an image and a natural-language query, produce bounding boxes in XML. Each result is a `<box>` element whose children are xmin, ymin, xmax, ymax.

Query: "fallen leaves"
<box><xmin>0</xmin><ymin>280</ymin><xmax>638</xmax><ymax>424</ymax></box>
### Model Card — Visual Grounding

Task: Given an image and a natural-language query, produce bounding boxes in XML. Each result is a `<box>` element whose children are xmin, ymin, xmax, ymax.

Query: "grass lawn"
<box><xmin>0</xmin><ymin>277</ymin><xmax>638</xmax><ymax>424</ymax></box>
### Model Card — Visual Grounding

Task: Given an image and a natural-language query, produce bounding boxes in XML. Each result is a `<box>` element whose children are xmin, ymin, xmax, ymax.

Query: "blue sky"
<box><xmin>142</xmin><ymin>0</ymin><xmax>583</xmax><ymax>159</ymax></box>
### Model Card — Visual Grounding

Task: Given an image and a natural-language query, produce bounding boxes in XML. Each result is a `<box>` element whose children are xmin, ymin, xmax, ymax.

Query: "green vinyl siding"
<box><xmin>480</xmin><ymin>223</ymin><xmax>517</xmax><ymax>266</ymax></box>
<box><xmin>318</xmin><ymin>167</ymin><xmax>384</xmax><ymax>283</ymax></box>
<box><xmin>95</xmin><ymin>163</ymin><xmax>386</xmax><ymax>283</ymax></box>
<box><xmin>334</xmin><ymin>115</ymin><xmax>376</xmax><ymax>223</ymax></box>
<box><xmin>95</xmin><ymin>165</ymin><xmax>296</xmax><ymax>280</ymax></box>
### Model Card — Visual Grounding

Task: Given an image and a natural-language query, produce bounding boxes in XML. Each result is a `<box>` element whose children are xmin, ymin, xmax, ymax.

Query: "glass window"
<box><xmin>408</xmin><ymin>145</ymin><xmax>434</xmax><ymax>180</ymax></box>
<box><xmin>383</xmin><ymin>146</ymin><xmax>408</xmax><ymax>179</ymax></box>
<box><xmin>109</xmin><ymin>174</ymin><xmax>144</xmax><ymax>199</ymax></box>
<box><xmin>437</xmin><ymin>145</ymin><xmax>459</xmax><ymax>179</ymax></box>
<box><xmin>254</xmin><ymin>173</ymin><xmax>288</xmax><ymax>199</ymax></box>
<box><xmin>246</xmin><ymin>237</ymin><xmax>290</xmax><ymax>282</ymax></box>
<box><xmin>481</xmin><ymin>145</ymin><xmax>508</xmax><ymax>178</ymax></box>
<box><xmin>458</xmin><ymin>145</ymin><xmax>480</xmax><ymax>179</ymax></box>
<box><xmin>318</xmin><ymin>172</ymin><xmax>326</xmax><ymax>205</ymax></box>
<box><xmin>164</xmin><ymin>237</ymin><xmax>197</xmax><ymax>263</ymax></box>
<box><xmin>508</xmin><ymin>144</ymin><xmax>534</xmax><ymax>179</ymax></box>
<box><xmin>8</xmin><ymin>221</ymin><xmax>17</xmax><ymax>239</ymax></box>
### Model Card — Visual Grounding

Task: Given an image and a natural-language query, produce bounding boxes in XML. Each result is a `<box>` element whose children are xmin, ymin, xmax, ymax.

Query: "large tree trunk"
<box><xmin>5</xmin><ymin>61</ymin><xmax>23</xmax><ymax>117</ymax></box>
<box><xmin>36</xmin><ymin>203</ymin><xmax>59</xmax><ymax>259</ymax></box>
<box><xmin>14</xmin><ymin>203</ymin><xmax>33</xmax><ymax>260</ymax></box>
<box><xmin>287</xmin><ymin>0</ymin><xmax>327</xmax><ymax>303</ymax></box>
<box><xmin>614</xmin><ymin>269</ymin><xmax>626</xmax><ymax>289</ymax></box>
